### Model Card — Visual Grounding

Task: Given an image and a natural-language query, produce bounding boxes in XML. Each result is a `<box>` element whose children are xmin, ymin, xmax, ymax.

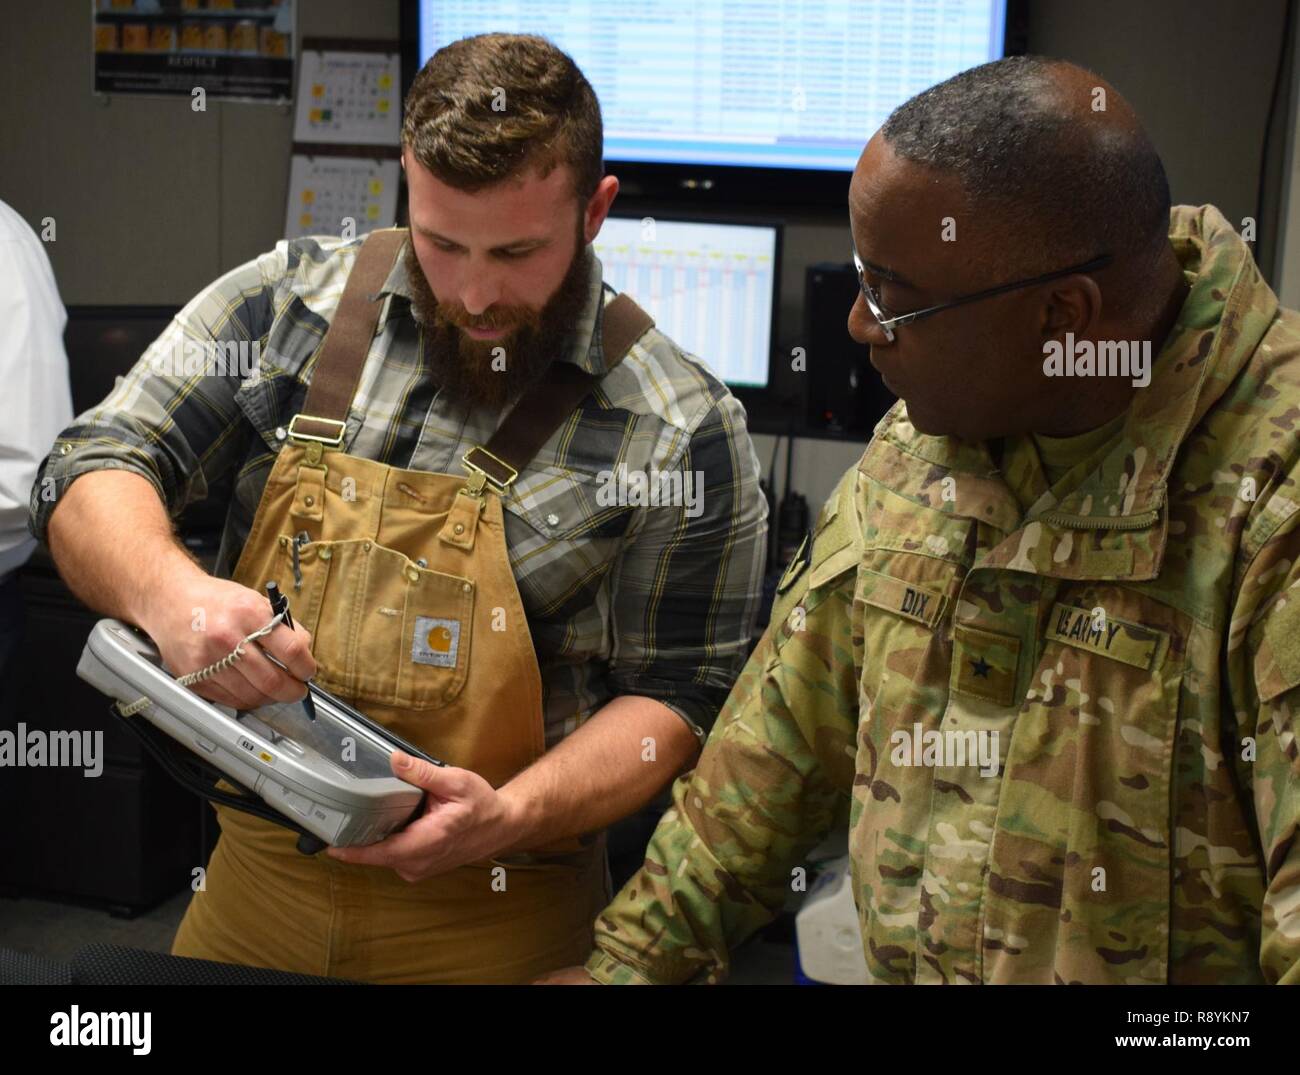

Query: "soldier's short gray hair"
<box><xmin>880</xmin><ymin>55</ymin><xmax>1171</xmax><ymax>280</ymax></box>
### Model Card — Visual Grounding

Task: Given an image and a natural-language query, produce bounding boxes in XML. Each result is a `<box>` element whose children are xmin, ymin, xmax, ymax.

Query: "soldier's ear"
<box><xmin>1040</xmin><ymin>275</ymin><xmax>1102</xmax><ymax>342</ymax></box>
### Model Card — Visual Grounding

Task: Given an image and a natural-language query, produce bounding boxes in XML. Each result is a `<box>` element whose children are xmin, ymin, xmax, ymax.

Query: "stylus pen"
<box><xmin>266</xmin><ymin>581</ymin><xmax>317</xmax><ymax>721</ymax></box>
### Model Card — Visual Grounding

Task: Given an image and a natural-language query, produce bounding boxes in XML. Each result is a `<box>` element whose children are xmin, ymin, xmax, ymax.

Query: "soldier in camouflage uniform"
<box><xmin>539</xmin><ymin>56</ymin><xmax>1300</xmax><ymax>985</ymax></box>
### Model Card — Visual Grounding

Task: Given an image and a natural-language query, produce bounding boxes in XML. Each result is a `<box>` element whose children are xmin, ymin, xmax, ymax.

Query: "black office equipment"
<box><xmin>803</xmin><ymin>261</ymin><xmax>895</xmax><ymax>435</ymax></box>
<box><xmin>0</xmin><ymin>307</ymin><xmax>232</xmax><ymax>914</ymax></box>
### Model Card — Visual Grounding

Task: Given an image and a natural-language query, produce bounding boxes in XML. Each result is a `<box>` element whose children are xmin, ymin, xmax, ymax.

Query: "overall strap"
<box><xmin>289</xmin><ymin>227</ymin><xmax>408</xmax><ymax>446</ymax></box>
<box><xmin>290</xmin><ymin>226</ymin><xmax>655</xmax><ymax>480</ymax></box>
<box><xmin>463</xmin><ymin>292</ymin><xmax>655</xmax><ymax>491</ymax></box>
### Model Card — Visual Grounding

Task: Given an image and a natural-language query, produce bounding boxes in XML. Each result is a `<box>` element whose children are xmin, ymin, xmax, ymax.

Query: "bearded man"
<box><xmin>29</xmin><ymin>32</ymin><xmax>766</xmax><ymax>984</ymax></box>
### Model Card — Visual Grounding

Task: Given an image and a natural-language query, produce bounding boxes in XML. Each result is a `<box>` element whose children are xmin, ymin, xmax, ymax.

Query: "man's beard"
<box><xmin>404</xmin><ymin>230</ymin><xmax>594</xmax><ymax>411</ymax></box>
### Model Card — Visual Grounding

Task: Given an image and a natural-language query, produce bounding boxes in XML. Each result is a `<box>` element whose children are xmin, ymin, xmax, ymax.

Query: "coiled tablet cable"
<box><xmin>109</xmin><ymin>609</ymin><xmax>332</xmax><ymax>854</ymax></box>
<box><xmin>117</xmin><ymin>610</ymin><xmax>288</xmax><ymax>717</ymax></box>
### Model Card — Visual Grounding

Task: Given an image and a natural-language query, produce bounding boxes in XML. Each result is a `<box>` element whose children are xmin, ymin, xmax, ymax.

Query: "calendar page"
<box><xmin>285</xmin><ymin>155</ymin><xmax>400</xmax><ymax>240</ymax></box>
<box><xmin>293</xmin><ymin>47</ymin><xmax>401</xmax><ymax>145</ymax></box>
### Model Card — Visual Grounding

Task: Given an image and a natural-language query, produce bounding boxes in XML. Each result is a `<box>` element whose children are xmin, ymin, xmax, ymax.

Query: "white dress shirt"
<box><xmin>0</xmin><ymin>199</ymin><xmax>73</xmax><ymax>581</ymax></box>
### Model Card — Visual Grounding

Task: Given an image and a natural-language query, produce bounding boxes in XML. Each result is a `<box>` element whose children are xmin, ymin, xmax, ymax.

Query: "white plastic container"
<box><xmin>795</xmin><ymin>854</ymin><xmax>869</xmax><ymax>984</ymax></box>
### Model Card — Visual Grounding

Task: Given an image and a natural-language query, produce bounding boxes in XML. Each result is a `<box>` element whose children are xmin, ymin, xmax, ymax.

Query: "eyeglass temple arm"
<box><xmin>880</xmin><ymin>253</ymin><xmax>1115</xmax><ymax>328</ymax></box>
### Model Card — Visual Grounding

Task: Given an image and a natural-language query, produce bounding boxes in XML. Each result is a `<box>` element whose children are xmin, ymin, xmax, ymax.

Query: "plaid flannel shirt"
<box><xmin>29</xmin><ymin>233</ymin><xmax>768</xmax><ymax>747</ymax></box>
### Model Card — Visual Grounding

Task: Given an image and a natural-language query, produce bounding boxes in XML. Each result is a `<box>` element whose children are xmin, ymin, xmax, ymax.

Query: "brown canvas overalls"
<box><xmin>172</xmin><ymin>228</ymin><xmax>655</xmax><ymax>983</ymax></box>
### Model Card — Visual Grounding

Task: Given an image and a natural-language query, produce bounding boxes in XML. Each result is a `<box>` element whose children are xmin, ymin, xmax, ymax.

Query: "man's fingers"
<box><xmin>392</xmin><ymin>753</ymin><xmax>467</xmax><ymax>796</ymax></box>
<box><xmin>219</xmin><ymin>605</ymin><xmax>314</xmax><ymax>706</ymax></box>
<box><xmin>232</xmin><ymin>644</ymin><xmax>308</xmax><ymax>705</ymax></box>
<box><xmin>175</xmin><ymin>620</ymin><xmax>311</xmax><ymax>711</ymax></box>
<box><xmin>330</xmin><ymin>820</ymin><xmax>442</xmax><ymax>867</ymax></box>
<box><xmin>194</xmin><ymin>671</ymin><xmax>262</xmax><ymax>711</ymax></box>
<box><xmin>184</xmin><ymin>649</ymin><xmax>298</xmax><ymax>711</ymax></box>
<box><xmin>191</xmin><ymin>678</ymin><xmax>247</xmax><ymax>711</ymax></box>
<box><xmin>260</xmin><ymin>622</ymin><xmax>317</xmax><ymax>682</ymax></box>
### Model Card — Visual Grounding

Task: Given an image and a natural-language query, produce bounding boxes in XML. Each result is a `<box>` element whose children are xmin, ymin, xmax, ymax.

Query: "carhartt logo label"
<box><xmin>1045</xmin><ymin>603</ymin><xmax>1165</xmax><ymax>671</ymax></box>
<box><xmin>412</xmin><ymin>616</ymin><xmax>459</xmax><ymax>667</ymax></box>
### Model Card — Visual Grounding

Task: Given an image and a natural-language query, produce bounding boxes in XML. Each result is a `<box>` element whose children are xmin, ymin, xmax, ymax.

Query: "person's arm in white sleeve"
<box><xmin>0</xmin><ymin>201</ymin><xmax>73</xmax><ymax>579</ymax></box>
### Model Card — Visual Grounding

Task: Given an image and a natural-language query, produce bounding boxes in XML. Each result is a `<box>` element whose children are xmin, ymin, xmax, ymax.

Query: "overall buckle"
<box><xmin>287</xmin><ymin>414</ymin><xmax>346</xmax><ymax>448</ymax></box>
<box><xmin>461</xmin><ymin>446</ymin><xmax>517</xmax><ymax>497</ymax></box>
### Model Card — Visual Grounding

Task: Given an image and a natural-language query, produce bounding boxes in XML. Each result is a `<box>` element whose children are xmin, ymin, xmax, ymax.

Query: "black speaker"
<box><xmin>803</xmin><ymin>261</ymin><xmax>896</xmax><ymax>434</ymax></box>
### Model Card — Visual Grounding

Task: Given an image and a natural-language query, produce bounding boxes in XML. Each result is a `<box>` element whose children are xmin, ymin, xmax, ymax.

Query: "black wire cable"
<box><xmin>1256</xmin><ymin>0</ymin><xmax>1296</xmax><ymax>263</ymax></box>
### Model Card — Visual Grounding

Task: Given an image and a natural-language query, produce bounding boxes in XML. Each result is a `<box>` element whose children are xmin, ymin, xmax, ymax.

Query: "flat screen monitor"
<box><xmin>592</xmin><ymin>215</ymin><xmax>779</xmax><ymax>389</ymax></box>
<box><xmin>63</xmin><ymin>306</ymin><xmax>179</xmax><ymax>416</ymax></box>
<box><xmin>415</xmin><ymin>1</ymin><xmax>1009</xmax><ymax>173</ymax></box>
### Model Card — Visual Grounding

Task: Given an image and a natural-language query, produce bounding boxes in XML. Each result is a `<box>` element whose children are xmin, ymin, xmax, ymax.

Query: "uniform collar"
<box><xmin>861</xmin><ymin>204</ymin><xmax>1280</xmax><ymax>581</ymax></box>
<box><xmin>379</xmin><ymin>232</ymin><xmax>611</xmax><ymax>376</ymax></box>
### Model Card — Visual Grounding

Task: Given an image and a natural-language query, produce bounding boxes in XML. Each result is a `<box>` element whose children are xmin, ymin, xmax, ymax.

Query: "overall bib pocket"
<box><xmin>276</xmin><ymin>535</ymin><xmax>474</xmax><ymax>709</ymax></box>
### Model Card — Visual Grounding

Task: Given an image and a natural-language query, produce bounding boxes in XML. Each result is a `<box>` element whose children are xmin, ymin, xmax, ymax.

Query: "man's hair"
<box><xmin>880</xmin><ymin>55</ymin><xmax>1171</xmax><ymax>276</ymax></box>
<box><xmin>402</xmin><ymin>33</ymin><xmax>603</xmax><ymax>203</ymax></box>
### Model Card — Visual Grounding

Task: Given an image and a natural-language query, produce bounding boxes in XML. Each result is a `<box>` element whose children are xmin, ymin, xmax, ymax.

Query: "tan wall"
<box><xmin>0</xmin><ymin>0</ymin><xmax>399</xmax><ymax>306</ymax></box>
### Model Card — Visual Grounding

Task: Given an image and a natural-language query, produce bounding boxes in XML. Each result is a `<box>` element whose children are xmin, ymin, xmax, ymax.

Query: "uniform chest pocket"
<box><xmin>980</xmin><ymin>587</ymin><xmax>1190</xmax><ymax>984</ymax></box>
<box><xmin>275</xmin><ymin>535</ymin><xmax>474</xmax><ymax>711</ymax></box>
<box><xmin>854</xmin><ymin>467</ymin><xmax>971</xmax><ymax>705</ymax></box>
<box><xmin>848</xmin><ymin>550</ymin><xmax>967</xmax><ymax>981</ymax></box>
<box><xmin>853</xmin><ymin>553</ymin><xmax>967</xmax><ymax>748</ymax></box>
<box><xmin>851</xmin><ymin>551</ymin><xmax>964</xmax><ymax>763</ymax></box>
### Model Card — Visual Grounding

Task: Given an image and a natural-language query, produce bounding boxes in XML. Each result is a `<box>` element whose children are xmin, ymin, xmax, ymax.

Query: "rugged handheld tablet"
<box><xmin>76</xmin><ymin>619</ymin><xmax>434</xmax><ymax>853</ymax></box>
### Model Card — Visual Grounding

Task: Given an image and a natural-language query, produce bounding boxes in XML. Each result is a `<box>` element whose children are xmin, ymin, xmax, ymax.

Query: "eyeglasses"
<box><xmin>852</xmin><ymin>246</ymin><xmax>1115</xmax><ymax>342</ymax></box>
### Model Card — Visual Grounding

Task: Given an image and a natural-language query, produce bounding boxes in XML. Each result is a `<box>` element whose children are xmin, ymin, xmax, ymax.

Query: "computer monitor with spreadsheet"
<box><xmin>592</xmin><ymin>216</ymin><xmax>779</xmax><ymax>389</ymax></box>
<box><xmin>410</xmin><ymin>1</ymin><xmax>1010</xmax><ymax>173</ymax></box>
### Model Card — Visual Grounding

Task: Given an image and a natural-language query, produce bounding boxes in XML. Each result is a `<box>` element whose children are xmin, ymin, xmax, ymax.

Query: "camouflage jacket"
<box><xmin>586</xmin><ymin>204</ymin><xmax>1300</xmax><ymax>984</ymax></box>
